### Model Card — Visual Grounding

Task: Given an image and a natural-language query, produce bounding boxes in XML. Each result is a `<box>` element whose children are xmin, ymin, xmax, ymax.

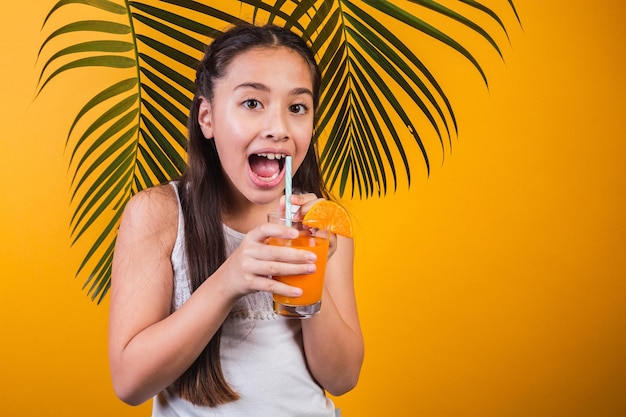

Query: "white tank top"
<box><xmin>151</xmin><ymin>183</ymin><xmax>335</xmax><ymax>417</ymax></box>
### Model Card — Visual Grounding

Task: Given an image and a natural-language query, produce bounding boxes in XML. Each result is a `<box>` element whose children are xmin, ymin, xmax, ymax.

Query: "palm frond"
<box><xmin>38</xmin><ymin>0</ymin><xmax>519</xmax><ymax>302</ymax></box>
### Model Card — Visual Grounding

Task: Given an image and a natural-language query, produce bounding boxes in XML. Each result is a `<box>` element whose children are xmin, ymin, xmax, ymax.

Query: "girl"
<box><xmin>108</xmin><ymin>24</ymin><xmax>363</xmax><ymax>416</ymax></box>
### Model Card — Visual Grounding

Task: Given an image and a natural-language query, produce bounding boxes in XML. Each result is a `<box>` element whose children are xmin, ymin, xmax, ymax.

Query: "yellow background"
<box><xmin>2</xmin><ymin>1</ymin><xmax>625</xmax><ymax>416</ymax></box>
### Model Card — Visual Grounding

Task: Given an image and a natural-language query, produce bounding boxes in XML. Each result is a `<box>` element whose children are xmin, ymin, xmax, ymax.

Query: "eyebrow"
<box><xmin>235</xmin><ymin>82</ymin><xmax>313</xmax><ymax>98</ymax></box>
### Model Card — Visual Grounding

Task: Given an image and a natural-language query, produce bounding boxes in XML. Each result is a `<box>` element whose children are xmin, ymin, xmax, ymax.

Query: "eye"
<box><xmin>289</xmin><ymin>103</ymin><xmax>308</xmax><ymax>115</ymax></box>
<box><xmin>243</xmin><ymin>99</ymin><xmax>261</xmax><ymax>110</ymax></box>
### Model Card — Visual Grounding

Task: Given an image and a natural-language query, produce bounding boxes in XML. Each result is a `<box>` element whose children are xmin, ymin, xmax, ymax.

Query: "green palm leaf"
<box><xmin>38</xmin><ymin>0</ymin><xmax>518</xmax><ymax>302</ymax></box>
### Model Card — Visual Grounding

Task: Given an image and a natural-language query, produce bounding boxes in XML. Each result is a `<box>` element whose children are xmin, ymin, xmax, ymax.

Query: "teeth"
<box><xmin>257</xmin><ymin>153</ymin><xmax>285</xmax><ymax>160</ymax></box>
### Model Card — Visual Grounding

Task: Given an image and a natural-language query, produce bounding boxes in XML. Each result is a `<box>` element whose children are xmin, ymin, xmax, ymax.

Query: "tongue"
<box><xmin>249</xmin><ymin>155</ymin><xmax>280</xmax><ymax>178</ymax></box>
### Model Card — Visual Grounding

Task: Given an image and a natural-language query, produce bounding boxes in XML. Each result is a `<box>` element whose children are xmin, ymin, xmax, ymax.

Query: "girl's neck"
<box><xmin>221</xmin><ymin>192</ymin><xmax>280</xmax><ymax>234</ymax></box>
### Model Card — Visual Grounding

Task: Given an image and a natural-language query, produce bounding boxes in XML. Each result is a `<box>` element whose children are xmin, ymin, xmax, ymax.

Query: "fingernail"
<box><xmin>306</xmin><ymin>252</ymin><xmax>317</xmax><ymax>262</ymax></box>
<box><xmin>307</xmin><ymin>264</ymin><xmax>317</xmax><ymax>273</ymax></box>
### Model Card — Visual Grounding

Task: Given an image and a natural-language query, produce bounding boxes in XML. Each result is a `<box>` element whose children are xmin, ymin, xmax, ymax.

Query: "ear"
<box><xmin>198</xmin><ymin>97</ymin><xmax>214</xmax><ymax>139</ymax></box>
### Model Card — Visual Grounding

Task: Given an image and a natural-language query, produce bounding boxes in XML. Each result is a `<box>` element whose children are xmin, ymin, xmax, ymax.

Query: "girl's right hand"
<box><xmin>215</xmin><ymin>222</ymin><xmax>317</xmax><ymax>300</ymax></box>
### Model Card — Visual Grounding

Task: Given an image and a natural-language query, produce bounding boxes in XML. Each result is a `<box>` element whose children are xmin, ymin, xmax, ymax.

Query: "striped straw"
<box><xmin>284</xmin><ymin>156</ymin><xmax>293</xmax><ymax>226</ymax></box>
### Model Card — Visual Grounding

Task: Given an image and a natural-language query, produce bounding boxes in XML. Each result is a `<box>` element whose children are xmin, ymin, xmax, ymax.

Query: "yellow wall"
<box><xmin>2</xmin><ymin>1</ymin><xmax>625</xmax><ymax>416</ymax></box>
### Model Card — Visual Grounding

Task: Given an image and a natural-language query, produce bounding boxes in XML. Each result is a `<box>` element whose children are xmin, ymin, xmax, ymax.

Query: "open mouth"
<box><xmin>248</xmin><ymin>152</ymin><xmax>286</xmax><ymax>181</ymax></box>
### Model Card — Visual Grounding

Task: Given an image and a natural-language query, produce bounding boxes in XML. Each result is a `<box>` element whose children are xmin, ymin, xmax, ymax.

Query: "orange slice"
<box><xmin>303</xmin><ymin>200</ymin><xmax>353</xmax><ymax>238</ymax></box>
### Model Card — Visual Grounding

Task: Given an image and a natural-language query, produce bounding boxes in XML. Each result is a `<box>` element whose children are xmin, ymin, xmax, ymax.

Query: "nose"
<box><xmin>262</xmin><ymin>106</ymin><xmax>289</xmax><ymax>141</ymax></box>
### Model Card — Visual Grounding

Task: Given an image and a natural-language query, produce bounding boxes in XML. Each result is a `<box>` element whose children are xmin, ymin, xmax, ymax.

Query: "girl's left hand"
<box><xmin>278</xmin><ymin>193</ymin><xmax>338</xmax><ymax>259</ymax></box>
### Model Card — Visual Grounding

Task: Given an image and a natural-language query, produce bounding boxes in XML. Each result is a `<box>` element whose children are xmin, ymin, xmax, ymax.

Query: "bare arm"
<box><xmin>108</xmin><ymin>186</ymin><xmax>316</xmax><ymax>405</ymax></box>
<box><xmin>287</xmin><ymin>194</ymin><xmax>364</xmax><ymax>395</ymax></box>
<box><xmin>108</xmin><ymin>187</ymin><xmax>237</xmax><ymax>405</ymax></box>
<box><xmin>302</xmin><ymin>235</ymin><xmax>364</xmax><ymax>395</ymax></box>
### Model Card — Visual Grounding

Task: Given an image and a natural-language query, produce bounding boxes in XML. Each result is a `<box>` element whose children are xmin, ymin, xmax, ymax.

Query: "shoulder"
<box><xmin>124</xmin><ymin>183</ymin><xmax>177</xmax><ymax>216</ymax></box>
<box><xmin>119</xmin><ymin>184</ymin><xmax>179</xmax><ymax>243</ymax></box>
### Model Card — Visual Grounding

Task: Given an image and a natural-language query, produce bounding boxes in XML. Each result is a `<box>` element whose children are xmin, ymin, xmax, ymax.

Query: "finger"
<box><xmin>247</xmin><ymin>222</ymin><xmax>299</xmax><ymax>243</ymax></box>
<box><xmin>263</xmin><ymin>278</ymin><xmax>303</xmax><ymax>298</ymax></box>
<box><xmin>241</xmin><ymin>275</ymin><xmax>303</xmax><ymax>298</ymax></box>
<box><xmin>256</xmin><ymin>243</ymin><xmax>318</xmax><ymax>265</ymax></box>
<box><xmin>260</xmin><ymin>260</ymin><xmax>317</xmax><ymax>278</ymax></box>
<box><xmin>290</xmin><ymin>193</ymin><xmax>319</xmax><ymax>207</ymax></box>
<box><xmin>276</xmin><ymin>195</ymin><xmax>287</xmax><ymax>216</ymax></box>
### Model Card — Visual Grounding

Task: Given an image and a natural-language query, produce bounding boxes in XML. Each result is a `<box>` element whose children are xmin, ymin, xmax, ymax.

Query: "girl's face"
<box><xmin>198</xmin><ymin>46</ymin><xmax>315</xmax><ymax>207</ymax></box>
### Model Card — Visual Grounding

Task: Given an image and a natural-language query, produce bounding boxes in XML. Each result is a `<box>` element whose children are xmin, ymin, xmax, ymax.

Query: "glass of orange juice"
<box><xmin>266</xmin><ymin>213</ymin><xmax>330</xmax><ymax>318</ymax></box>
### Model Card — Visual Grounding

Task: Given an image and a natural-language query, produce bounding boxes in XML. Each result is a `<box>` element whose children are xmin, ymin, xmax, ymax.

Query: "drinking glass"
<box><xmin>266</xmin><ymin>213</ymin><xmax>330</xmax><ymax>318</ymax></box>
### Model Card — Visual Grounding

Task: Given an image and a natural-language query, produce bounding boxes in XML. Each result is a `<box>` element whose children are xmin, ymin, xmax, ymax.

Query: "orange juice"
<box><xmin>266</xmin><ymin>234</ymin><xmax>329</xmax><ymax>306</ymax></box>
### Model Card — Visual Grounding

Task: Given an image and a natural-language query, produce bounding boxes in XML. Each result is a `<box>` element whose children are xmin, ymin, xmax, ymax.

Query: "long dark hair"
<box><xmin>174</xmin><ymin>23</ymin><xmax>328</xmax><ymax>407</ymax></box>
